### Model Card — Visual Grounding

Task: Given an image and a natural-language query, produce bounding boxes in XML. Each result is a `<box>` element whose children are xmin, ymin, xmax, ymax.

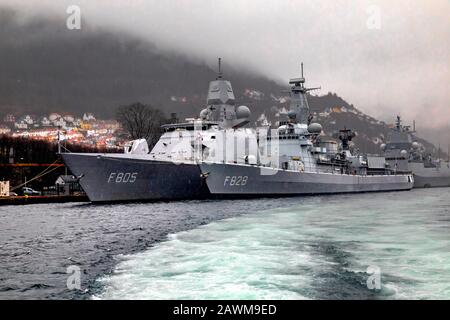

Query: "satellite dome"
<box><xmin>380</xmin><ymin>143</ymin><xmax>386</xmax><ymax>151</ymax></box>
<box><xmin>236</xmin><ymin>105</ymin><xmax>251</xmax><ymax>119</ymax></box>
<box><xmin>412</xmin><ymin>142</ymin><xmax>419</xmax><ymax>149</ymax></box>
<box><xmin>199</xmin><ymin>108</ymin><xmax>209</xmax><ymax>120</ymax></box>
<box><xmin>287</xmin><ymin>110</ymin><xmax>297</xmax><ymax>119</ymax></box>
<box><xmin>307</xmin><ymin>123</ymin><xmax>322</xmax><ymax>134</ymax></box>
<box><xmin>400</xmin><ymin>150</ymin><xmax>408</xmax><ymax>157</ymax></box>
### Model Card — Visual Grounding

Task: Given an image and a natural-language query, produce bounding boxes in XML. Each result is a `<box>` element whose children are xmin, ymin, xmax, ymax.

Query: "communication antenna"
<box><xmin>299</xmin><ymin>62</ymin><xmax>305</xmax><ymax>89</ymax></box>
<box><xmin>289</xmin><ymin>62</ymin><xmax>321</xmax><ymax>93</ymax></box>
<box><xmin>217</xmin><ymin>57</ymin><xmax>223</xmax><ymax>79</ymax></box>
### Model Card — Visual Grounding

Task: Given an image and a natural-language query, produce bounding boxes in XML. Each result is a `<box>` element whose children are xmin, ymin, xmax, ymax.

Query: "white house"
<box><xmin>52</xmin><ymin>117</ymin><xmax>66</xmax><ymax>128</ymax></box>
<box><xmin>49</xmin><ymin>113</ymin><xmax>61</xmax><ymax>122</ymax></box>
<box><xmin>83</xmin><ymin>113</ymin><xmax>96</xmax><ymax>121</ymax></box>
<box><xmin>39</xmin><ymin>116</ymin><xmax>52</xmax><ymax>127</ymax></box>
<box><xmin>3</xmin><ymin>114</ymin><xmax>15</xmax><ymax>123</ymax></box>
<box><xmin>22</xmin><ymin>115</ymin><xmax>35</xmax><ymax>125</ymax></box>
<box><xmin>0</xmin><ymin>126</ymin><xmax>11</xmax><ymax>135</ymax></box>
<box><xmin>63</xmin><ymin>114</ymin><xmax>75</xmax><ymax>122</ymax></box>
<box><xmin>14</xmin><ymin>121</ymin><xmax>28</xmax><ymax>130</ymax></box>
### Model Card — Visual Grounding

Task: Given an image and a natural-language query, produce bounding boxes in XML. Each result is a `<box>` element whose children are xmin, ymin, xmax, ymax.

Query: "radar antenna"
<box><xmin>338</xmin><ymin>127</ymin><xmax>356</xmax><ymax>151</ymax></box>
<box><xmin>289</xmin><ymin>62</ymin><xmax>321</xmax><ymax>93</ymax></box>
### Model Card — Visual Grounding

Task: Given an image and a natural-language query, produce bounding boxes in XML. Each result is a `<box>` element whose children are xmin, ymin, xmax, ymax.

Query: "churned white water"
<box><xmin>96</xmin><ymin>189</ymin><xmax>450</xmax><ymax>300</ymax></box>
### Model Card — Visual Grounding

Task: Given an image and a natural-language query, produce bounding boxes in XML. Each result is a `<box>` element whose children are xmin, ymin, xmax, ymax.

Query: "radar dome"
<box><xmin>412</xmin><ymin>142</ymin><xmax>419</xmax><ymax>149</ymax></box>
<box><xmin>236</xmin><ymin>105</ymin><xmax>251</xmax><ymax>119</ymax></box>
<box><xmin>199</xmin><ymin>108</ymin><xmax>208</xmax><ymax>120</ymax></box>
<box><xmin>380</xmin><ymin>143</ymin><xmax>386</xmax><ymax>151</ymax></box>
<box><xmin>400</xmin><ymin>150</ymin><xmax>408</xmax><ymax>157</ymax></box>
<box><xmin>307</xmin><ymin>123</ymin><xmax>322</xmax><ymax>134</ymax></box>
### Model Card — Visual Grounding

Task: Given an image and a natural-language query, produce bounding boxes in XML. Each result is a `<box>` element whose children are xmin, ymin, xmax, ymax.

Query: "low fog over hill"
<box><xmin>0</xmin><ymin>8</ymin><xmax>443</xmax><ymax>156</ymax></box>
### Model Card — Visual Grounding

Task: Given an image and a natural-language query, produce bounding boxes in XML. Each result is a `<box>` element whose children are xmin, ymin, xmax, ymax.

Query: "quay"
<box><xmin>0</xmin><ymin>195</ymin><xmax>89</xmax><ymax>206</ymax></box>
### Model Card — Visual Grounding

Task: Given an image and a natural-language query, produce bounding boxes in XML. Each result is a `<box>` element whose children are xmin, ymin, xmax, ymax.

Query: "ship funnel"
<box><xmin>206</xmin><ymin>58</ymin><xmax>235</xmax><ymax>106</ymax></box>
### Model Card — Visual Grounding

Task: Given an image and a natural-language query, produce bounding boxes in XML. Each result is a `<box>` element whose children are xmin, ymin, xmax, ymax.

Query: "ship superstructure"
<box><xmin>198</xmin><ymin>64</ymin><xmax>414</xmax><ymax>196</ymax></box>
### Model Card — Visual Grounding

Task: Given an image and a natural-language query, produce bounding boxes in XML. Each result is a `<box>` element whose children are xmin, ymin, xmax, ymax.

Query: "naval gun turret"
<box><xmin>199</xmin><ymin>58</ymin><xmax>250</xmax><ymax>129</ymax></box>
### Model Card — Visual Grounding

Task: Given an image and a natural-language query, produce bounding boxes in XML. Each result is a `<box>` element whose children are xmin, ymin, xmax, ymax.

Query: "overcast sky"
<box><xmin>2</xmin><ymin>0</ymin><xmax>450</xmax><ymax>130</ymax></box>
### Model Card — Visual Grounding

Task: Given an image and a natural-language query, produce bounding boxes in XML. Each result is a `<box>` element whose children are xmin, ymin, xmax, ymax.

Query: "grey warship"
<box><xmin>382</xmin><ymin>116</ymin><xmax>450</xmax><ymax>188</ymax></box>
<box><xmin>198</xmin><ymin>64</ymin><xmax>414</xmax><ymax>196</ymax></box>
<box><xmin>62</xmin><ymin>61</ymin><xmax>414</xmax><ymax>202</ymax></box>
<box><xmin>61</xmin><ymin>59</ymin><xmax>249</xmax><ymax>202</ymax></box>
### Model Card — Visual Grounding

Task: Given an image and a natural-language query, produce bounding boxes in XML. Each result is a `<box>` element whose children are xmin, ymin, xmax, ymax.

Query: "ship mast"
<box><xmin>396</xmin><ymin>115</ymin><xmax>402</xmax><ymax>130</ymax></box>
<box><xmin>288</xmin><ymin>62</ymin><xmax>321</xmax><ymax>125</ymax></box>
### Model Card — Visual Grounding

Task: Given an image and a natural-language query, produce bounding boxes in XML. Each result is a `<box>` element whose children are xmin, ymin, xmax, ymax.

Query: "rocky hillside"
<box><xmin>250</xmin><ymin>92</ymin><xmax>437</xmax><ymax>155</ymax></box>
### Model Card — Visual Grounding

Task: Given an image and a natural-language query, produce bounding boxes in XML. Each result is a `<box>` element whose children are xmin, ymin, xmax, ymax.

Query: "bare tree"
<box><xmin>116</xmin><ymin>102</ymin><xmax>167</xmax><ymax>148</ymax></box>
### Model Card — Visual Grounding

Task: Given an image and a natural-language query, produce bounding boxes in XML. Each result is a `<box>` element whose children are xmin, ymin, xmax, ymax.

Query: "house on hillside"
<box><xmin>82</xmin><ymin>113</ymin><xmax>96</xmax><ymax>122</ymax></box>
<box><xmin>52</xmin><ymin>117</ymin><xmax>66</xmax><ymax>128</ymax></box>
<box><xmin>49</xmin><ymin>113</ymin><xmax>61</xmax><ymax>122</ymax></box>
<box><xmin>3</xmin><ymin>114</ymin><xmax>15</xmax><ymax>123</ymax></box>
<box><xmin>14</xmin><ymin>120</ymin><xmax>28</xmax><ymax>130</ymax></box>
<box><xmin>37</xmin><ymin>116</ymin><xmax>52</xmax><ymax>127</ymax></box>
<box><xmin>0</xmin><ymin>126</ymin><xmax>11</xmax><ymax>135</ymax></box>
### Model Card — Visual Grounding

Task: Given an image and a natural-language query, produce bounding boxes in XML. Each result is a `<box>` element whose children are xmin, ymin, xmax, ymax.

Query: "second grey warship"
<box><xmin>197</xmin><ymin>64</ymin><xmax>413</xmax><ymax>197</ymax></box>
<box><xmin>61</xmin><ymin>62</ymin><xmax>414</xmax><ymax>202</ymax></box>
<box><xmin>382</xmin><ymin>116</ymin><xmax>450</xmax><ymax>188</ymax></box>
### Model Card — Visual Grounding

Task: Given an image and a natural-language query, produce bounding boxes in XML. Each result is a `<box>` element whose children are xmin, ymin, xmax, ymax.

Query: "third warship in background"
<box><xmin>382</xmin><ymin>116</ymin><xmax>450</xmax><ymax>188</ymax></box>
<box><xmin>61</xmin><ymin>61</ymin><xmax>413</xmax><ymax>202</ymax></box>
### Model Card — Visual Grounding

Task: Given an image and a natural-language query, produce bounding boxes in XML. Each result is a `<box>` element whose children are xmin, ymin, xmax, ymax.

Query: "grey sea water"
<box><xmin>1</xmin><ymin>188</ymin><xmax>450</xmax><ymax>299</ymax></box>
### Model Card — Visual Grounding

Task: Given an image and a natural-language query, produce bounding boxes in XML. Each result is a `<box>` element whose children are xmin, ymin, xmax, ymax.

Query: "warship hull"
<box><xmin>409</xmin><ymin>163</ymin><xmax>450</xmax><ymax>188</ymax></box>
<box><xmin>414</xmin><ymin>175</ymin><xmax>450</xmax><ymax>188</ymax></box>
<box><xmin>199</xmin><ymin>163</ymin><xmax>414</xmax><ymax>195</ymax></box>
<box><xmin>61</xmin><ymin>153</ymin><xmax>209</xmax><ymax>202</ymax></box>
<box><xmin>62</xmin><ymin>154</ymin><xmax>413</xmax><ymax>202</ymax></box>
